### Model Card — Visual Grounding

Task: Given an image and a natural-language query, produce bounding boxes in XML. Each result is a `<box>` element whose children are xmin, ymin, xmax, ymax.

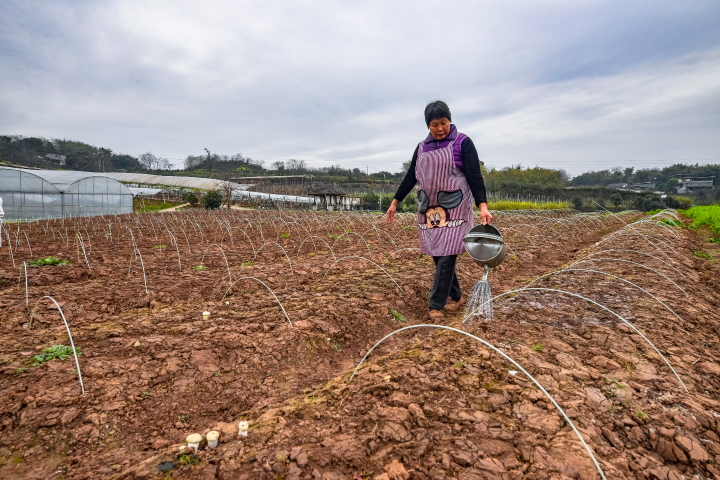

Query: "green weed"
<box><xmin>694</xmin><ymin>251</ymin><xmax>712</xmax><ymax>260</ymax></box>
<box><xmin>604</xmin><ymin>377</ymin><xmax>626</xmax><ymax>389</ymax></box>
<box><xmin>28</xmin><ymin>256</ymin><xmax>70</xmax><ymax>267</ymax></box>
<box><xmin>454</xmin><ymin>359</ymin><xmax>465</xmax><ymax>368</ymax></box>
<box><xmin>191</xmin><ymin>265</ymin><xmax>208</xmax><ymax>270</ymax></box>
<box><xmin>178</xmin><ymin>454</ymin><xmax>200</xmax><ymax>466</ymax></box>
<box><xmin>281</xmin><ymin>233</ymin><xmax>291</xmax><ymax>238</ymax></box>
<box><xmin>153</xmin><ymin>244</ymin><xmax>167</xmax><ymax>249</ymax></box>
<box><xmin>635</xmin><ymin>408</ymin><xmax>648</xmax><ymax>421</ymax></box>
<box><xmin>531</xmin><ymin>344</ymin><xmax>544</xmax><ymax>352</ymax></box>
<box><xmin>30</xmin><ymin>345</ymin><xmax>81</xmax><ymax>366</ymax></box>
<box><xmin>390</xmin><ymin>309</ymin><xmax>406</xmax><ymax>323</ymax></box>
<box><xmin>241</xmin><ymin>260</ymin><xmax>255</xmax><ymax>267</ymax></box>
<box><xmin>660</xmin><ymin>219</ymin><xmax>682</xmax><ymax>227</ymax></box>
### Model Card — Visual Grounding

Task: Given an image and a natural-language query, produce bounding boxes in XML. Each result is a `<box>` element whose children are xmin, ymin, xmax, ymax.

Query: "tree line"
<box><xmin>2</xmin><ymin>134</ymin><xmax>717</xmax><ymax>207</ymax></box>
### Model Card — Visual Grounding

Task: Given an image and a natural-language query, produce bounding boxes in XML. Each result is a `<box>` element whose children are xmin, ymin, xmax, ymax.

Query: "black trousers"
<box><xmin>429</xmin><ymin>255</ymin><xmax>461</xmax><ymax>311</ymax></box>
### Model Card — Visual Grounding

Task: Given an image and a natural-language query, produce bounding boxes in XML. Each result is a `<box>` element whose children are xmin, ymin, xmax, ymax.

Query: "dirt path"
<box><xmin>158</xmin><ymin>203</ymin><xmax>189</xmax><ymax>212</ymax></box>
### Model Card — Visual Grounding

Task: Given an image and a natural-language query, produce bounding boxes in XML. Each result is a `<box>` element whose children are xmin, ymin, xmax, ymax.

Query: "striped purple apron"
<box><xmin>415</xmin><ymin>136</ymin><xmax>474</xmax><ymax>256</ymax></box>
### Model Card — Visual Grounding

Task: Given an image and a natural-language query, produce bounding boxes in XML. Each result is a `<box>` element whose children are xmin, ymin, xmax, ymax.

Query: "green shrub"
<box><xmin>572</xmin><ymin>195</ymin><xmax>583</xmax><ymax>210</ymax></box>
<box><xmin>201</xmin><ymin>189</ymin><xmax>223</xmax><ymax>210</ymax></box>
<box><xmin>672</xmin><ymin>196</ymin><xmax>693</xmax><ymax>209</ymax></box>
<box><xmin>182</xmin><ymin>191</ymin><xmax>199</xmax><ymax>206</ymax></box>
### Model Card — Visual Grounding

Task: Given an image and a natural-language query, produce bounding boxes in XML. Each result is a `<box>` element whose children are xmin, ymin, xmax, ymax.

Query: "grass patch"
<box><xmin>30</xmin><ymin>345</ymin><xmax>81</xmax><ymax>366</ymax></box>
<box><xmin>28</xmin><ymin>256</ymin><xmax>71</xmax><ymax>267</ymax></box>
<box><xmin>153</xmin><ymin>244</ymin><xmax>167</xmax><ymax>249</ymax></box>
<box><xmin>134</xmin><ymin>200</ymin><xmax>177</xmax><ymax>213</ymax></box>
<box><xmin>191</xmin><ymin>265</ymin><xmax>208</xmax><ymax>270</ymax></box>
<box><xmin>694</xmin><ymin>251</ymin><xmax>712</xmax><ymax>260</ymax></box>
<box><xmin>241</xmin><ymin>260</ymin><xmax>255</xmax><ymax>267</ymax></box>
<box><xmin>281</xmin><ymin>233</ymin><xmax>291</xmax><ymax>238</ymax></box>
<box><xmin>660</xmin><ymin>219</ymin><xmax>683</xmax><ymax>227</ymax></box>
<box><xmin>683</xmin><ymin>205</ymin><xmax>720</xmax><ymax>235</ymax></box>
<box><xmin>531</xmin><ymin>344</ymin><xmax>544</xmax><ymax>352</ymax></box>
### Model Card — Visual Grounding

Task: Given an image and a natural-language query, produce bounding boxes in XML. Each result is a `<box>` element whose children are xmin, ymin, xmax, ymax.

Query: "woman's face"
<box><xmin>429</xmin><ymin>118</ymin><xmax>451</xmax><ymax>140</ymax></box>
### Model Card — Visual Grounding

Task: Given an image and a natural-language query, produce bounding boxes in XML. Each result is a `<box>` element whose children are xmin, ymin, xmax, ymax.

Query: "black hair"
<box><xmin>424</xmin><ymin>101</ymin><xmax>451</xmax><ymax>127</ymax></box>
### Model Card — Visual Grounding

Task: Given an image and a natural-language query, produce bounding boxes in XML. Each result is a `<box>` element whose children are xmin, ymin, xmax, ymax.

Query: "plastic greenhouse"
<box><xmin>0</xmin><ymin>167</ymin><xmax>133</xmax><ymax>220</ymax></box>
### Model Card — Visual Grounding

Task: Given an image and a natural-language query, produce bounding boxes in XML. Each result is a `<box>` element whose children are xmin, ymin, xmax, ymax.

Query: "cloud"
<box><xmin>463</xmin><ymin>48</ymin><xmax>720</xmax><ymax>174</ymax></box>
<box><xmin>1</xmin><ymin>0</ymin><xmax>719</xmax><ymax>175</ymax></box>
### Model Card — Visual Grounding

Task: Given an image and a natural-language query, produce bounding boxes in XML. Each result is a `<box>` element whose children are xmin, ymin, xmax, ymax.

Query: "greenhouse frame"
<box><xmin>0</xmin><ymin>167</ymin><xmax>134</xmax><ymax>220</ymax></box>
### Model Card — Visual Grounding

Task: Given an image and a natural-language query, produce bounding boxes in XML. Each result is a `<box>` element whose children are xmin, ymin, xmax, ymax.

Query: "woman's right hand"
<box><xmin>386</xmin><ymin>200</ymin><xmax>399</xmax><ymax>223</ymax></box>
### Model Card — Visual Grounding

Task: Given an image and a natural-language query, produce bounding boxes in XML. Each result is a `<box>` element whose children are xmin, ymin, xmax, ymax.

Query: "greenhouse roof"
<box><xmin>101</xmin><ymin>172</ymin><xmax>235</xmax><ymax>190</ymax></box>
<box><xmin>0</xmin><ymin>167</ymin><xmax>132</xmax><ymax>194</ymax></box>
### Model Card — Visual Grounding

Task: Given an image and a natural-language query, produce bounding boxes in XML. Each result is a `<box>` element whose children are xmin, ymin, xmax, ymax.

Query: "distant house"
<box><xmin>45</xmin><ymin>154</ymin><xmax>66</xmax><ymax>166</ymax></box>
<box><xmin>629</xmin><ymin>181</ymin><xmax>657</xmax><ymax>191</ymax></box>
<box><xmin>676</xmin><ymin>176</ymin><xmax>714</xmax><ymax>194</ymax></box>
<box><xmin>308</xmin><ymin>187</ymin><xmax>362</xmax><ymax>211</ymax></box>
<box><xmin>607</xmin><ymin>181</ymin><xmax>659</xmax><ymax>193</ymax></box>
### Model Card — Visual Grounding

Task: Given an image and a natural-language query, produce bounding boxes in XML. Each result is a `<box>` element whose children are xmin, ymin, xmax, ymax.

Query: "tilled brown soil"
<box><xmin>1</xmin><ymin>210</ymin><xmax>718</xmax><ymax>480</ymax></box>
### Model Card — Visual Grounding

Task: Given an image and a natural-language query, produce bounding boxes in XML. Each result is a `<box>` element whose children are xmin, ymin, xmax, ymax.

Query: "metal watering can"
<box><xmin>464</xmin><ymin>224</ymin><xmax>507</xmax><ymax>273</ymax></box>
<box><xmin>462</xmin><ymin>224</ymin><xmax>506</xmax><ymax>322</ymax></box>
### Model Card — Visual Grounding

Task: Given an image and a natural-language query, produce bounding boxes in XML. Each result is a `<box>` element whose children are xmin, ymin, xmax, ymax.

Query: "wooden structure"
<box><xmin>308</xmin><ymin>186</ymin><xmax>362</xmax><ymax>211</ymax></box>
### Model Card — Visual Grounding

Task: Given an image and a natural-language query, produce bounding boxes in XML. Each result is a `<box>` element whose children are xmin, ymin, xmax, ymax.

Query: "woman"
<box><xmin>386</xmin><ymin>101</ymin><xmax>492</xmax><ymax>319</ymax></box>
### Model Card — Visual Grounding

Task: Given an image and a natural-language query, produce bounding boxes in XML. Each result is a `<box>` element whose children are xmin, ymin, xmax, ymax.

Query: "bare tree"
<box><xmin>271</xmin><ymin>160</ymin><xmax>285</xmax><ymax>172</ymax></box>
<box><xmin>157</xmin><ymin>157</ymin><xmax>172</xmax><ymax>171</ymax></box>
<box><xmin>138</xmin><ymin>152</ymin><xmax>158</xmax><ymax>170</ymax></box>
<box><xmin>204</xmin><ymin>148</ymin><xmax>215</xmax><ymax>177</ymax></box>
<box><xmin>286</xmin><ymin>159</ymin><xmax>307</xmax><ymax>173</ymax></box>
<box><xmin>217</xmin><ymin>173</ymin><xmax>241</xmax><ymax>208</ymax></box>
<box><xmin>98</xmin><ymin>148</ymin><xmax>112</xmax><ymax>172</ymax></box>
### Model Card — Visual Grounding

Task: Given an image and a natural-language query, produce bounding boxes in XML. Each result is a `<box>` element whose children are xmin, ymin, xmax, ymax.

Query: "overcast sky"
<box><xmin>1</xmin><ymin>1</ymin><xmax>719</xmax><ymax>176</ymax></box>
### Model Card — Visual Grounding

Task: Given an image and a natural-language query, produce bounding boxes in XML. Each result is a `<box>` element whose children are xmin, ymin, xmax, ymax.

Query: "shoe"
<box><xmin>445</xmin><ymin>299</ymin><xmax>462</xmax><ymax>312</ymax></box>
<box><xmin>429</xmin><ymin>309</ymin><xmax>444</xmax><ymax>320</ymax></box>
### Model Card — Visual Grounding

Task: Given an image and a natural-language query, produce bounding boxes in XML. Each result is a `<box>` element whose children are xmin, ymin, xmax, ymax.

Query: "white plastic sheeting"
<box><xmin>102</xmin><ymin>172</ymin><xmax>230</xmax><ymax>191</ymax></box>
<box><xmin>128</xmin><ymin>187</ymin><xmax>163</xmax><ymax>196</ymax></box>
<box><xmin>232</xmin><ymin>190</ymin><xmax>314</xmax><ymax>204</ymax></box>
<box><xmin>0</xmin><ymin>167</ymin><xmax>133</xmax><ymax>220</ymax></box>
<box><xmin>102</xmin><ymin>172</ymin><xmax>315</xmax><ymax>204</ymax></box>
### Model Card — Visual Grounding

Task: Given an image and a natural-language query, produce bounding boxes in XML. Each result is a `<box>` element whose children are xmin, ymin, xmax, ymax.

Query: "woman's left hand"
<box><xmin>479</xmin><ymin>202</ymin><xmax>492</xmax><ymax>225</ymax></box>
